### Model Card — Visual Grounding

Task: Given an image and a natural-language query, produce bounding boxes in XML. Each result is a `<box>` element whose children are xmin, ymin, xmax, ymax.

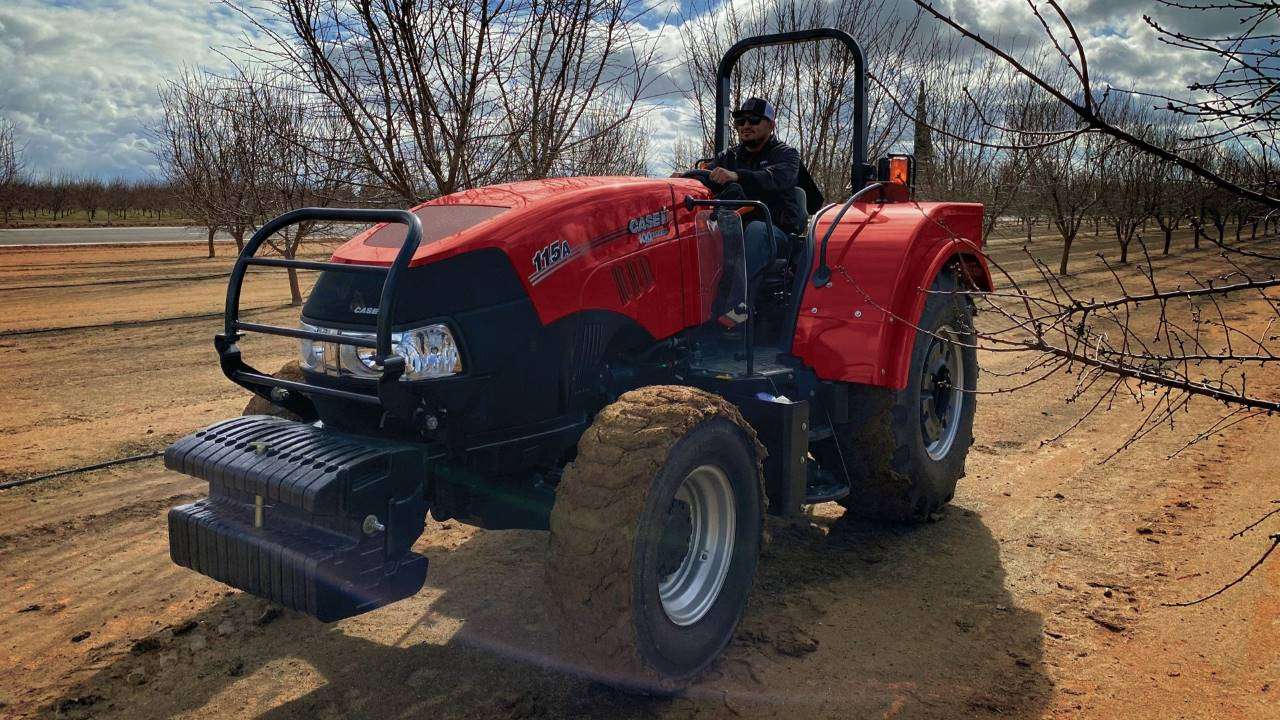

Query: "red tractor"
<box><xmin>164</xmin><ymin>28</ymin><xmax>991</xmax><ymax>691</ymax></box>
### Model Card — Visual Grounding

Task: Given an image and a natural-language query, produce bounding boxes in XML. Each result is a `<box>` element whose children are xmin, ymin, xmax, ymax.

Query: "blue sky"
<box><xmin>0</xmin><ymin>0</ymin><xmax>1236</xmax><ymax>181</ymax></box>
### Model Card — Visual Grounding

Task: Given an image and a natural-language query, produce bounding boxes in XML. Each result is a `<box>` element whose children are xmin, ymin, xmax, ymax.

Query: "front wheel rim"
<box><xmin>921</xmin><ymin>325</ymin><xmax>965</xmax><ymax>461</ymax></box>
<box><xmin>658</xmin><ymin>464</ymin><xmax>736</xmax><ymax>627</ymax></box>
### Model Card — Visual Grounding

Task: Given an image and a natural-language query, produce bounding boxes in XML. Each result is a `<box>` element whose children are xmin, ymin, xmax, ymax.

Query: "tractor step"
<box><xmin>804</xmin><ymin>464</ymin><xmax>850</xmax><ymax>504</ymax></box>
<box><xmin>807</xmin><ymin>426</ymin><xmax>834</xmax><ymax>443</ymax></box>
<box><xmin>164</xmin><ymin>415</ymin><xmax>432</xmax><ymax>622</ymax></box>
<box><xmin>689</xmin><ymin>348</ymin><xmax>794</xmax><ymax>377</ymax></box>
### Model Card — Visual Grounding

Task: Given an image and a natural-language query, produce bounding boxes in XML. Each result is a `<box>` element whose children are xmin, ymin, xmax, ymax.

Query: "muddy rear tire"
<box><xmin>547</xmin><ymin>386</ymin><xmax>765</xmax><ymax>692</ymax></box>
<box><xmin>820</xmin><ymin>268</ymin><xmax>978</xmax><ymax>523</ymax></box>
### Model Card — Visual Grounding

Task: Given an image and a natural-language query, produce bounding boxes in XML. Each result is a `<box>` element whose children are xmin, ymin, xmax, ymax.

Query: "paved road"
<box><xmin>0</xmin><ymin>226</ymin><xmax>234</xmax><ymax>246</ymax></box>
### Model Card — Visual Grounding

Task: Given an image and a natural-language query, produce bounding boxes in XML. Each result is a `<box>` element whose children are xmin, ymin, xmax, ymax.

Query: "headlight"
<box><xmin>299</xmin><ymin>322</ymin><xmax>462</xmax><ymax>380</ymax></box>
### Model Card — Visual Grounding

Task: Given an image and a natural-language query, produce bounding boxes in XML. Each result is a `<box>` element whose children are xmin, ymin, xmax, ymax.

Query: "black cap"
<box><xmin>732</xmin><ymin>97</ymin><xmax>775</xmax><ymax>122</ymax></box>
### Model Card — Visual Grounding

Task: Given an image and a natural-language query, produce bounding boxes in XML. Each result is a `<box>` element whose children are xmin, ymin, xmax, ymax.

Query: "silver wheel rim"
<box><xmin>921</xmin><ymin>325</ymin><xmax>965</xmax><ymax>461</ymax></box>
<box><xmin>658</xmin><ymin>464</ymin><xmax>736</xmax><ymax>627</ymax></box>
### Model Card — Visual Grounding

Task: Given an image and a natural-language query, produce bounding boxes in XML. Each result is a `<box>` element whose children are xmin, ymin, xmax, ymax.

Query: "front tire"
<box><xmin>547</xmin><ymin>386</ymin><xmax>765</xmax><ymax>692</ymax></box>
<box><xmin>820</xmin><ymin>268</ymin><xmax>978</xmax><ymax>523</ymax></box>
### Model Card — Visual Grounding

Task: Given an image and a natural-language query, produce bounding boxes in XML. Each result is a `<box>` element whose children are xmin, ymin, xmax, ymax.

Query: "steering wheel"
<box><xmin>680</xmin><ymin>169</ymin><xmax>724</xmax><ymax>193</ymax></box>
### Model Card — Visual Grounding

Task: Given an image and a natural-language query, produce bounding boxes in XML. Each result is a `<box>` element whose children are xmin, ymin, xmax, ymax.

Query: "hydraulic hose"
<box><xmin>0</xmin><ymin>451</ymin><xmax>164</xmax><ymax>491</ymax></box>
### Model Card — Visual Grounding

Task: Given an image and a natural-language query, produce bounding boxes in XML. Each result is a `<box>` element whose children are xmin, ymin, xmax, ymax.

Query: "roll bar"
<box><xmin>714</xmin><ymin>27</ymin><xmax>870</xmax><ymax>192</ymax></box>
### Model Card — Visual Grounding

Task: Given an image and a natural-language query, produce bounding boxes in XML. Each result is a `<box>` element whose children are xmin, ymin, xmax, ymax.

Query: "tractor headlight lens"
<box><xmin>299</xmin><ymin>322</ymin><xmax>462</xmax><ymax>380</ymax></box>
<box><xmin>396</xmin><ymin>324</ymin><xmax>463</xmax><ymax>379</ymax></box>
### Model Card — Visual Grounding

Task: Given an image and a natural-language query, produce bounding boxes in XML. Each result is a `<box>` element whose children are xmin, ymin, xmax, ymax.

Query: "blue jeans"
<box><xmin>745</xmin><ymin>221</ymin><xmax>786</xmax><ymax>275</ymax></box>
<box><xmin>723</xmin><ymin>219</ymin><xmax>787</xmax><ymax>312</ymax></box>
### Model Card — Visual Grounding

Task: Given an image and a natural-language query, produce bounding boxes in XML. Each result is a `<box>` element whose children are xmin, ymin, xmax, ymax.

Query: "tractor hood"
<box><xmin>330</xmin><ymin>177</ymin><xmax>706</xmax><ymax>269</ymax></box>
<box><xmin>324</xmin><ymin>177</ymin><xmax>711</xmax><ymax>337</ymax></box>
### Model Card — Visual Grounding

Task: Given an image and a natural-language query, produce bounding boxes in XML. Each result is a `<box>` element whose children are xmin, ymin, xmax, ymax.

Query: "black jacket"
<box><xmin>710</xmin><ymin>135</ymin><xmax>808</xmax><ymax>235</ymax></box>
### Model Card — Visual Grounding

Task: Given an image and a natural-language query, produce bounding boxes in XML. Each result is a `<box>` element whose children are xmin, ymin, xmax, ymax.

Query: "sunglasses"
<box><xmin>733</xmin><ymin>115</ymin><xmax>766</xmax><ymax>127</ymax></box>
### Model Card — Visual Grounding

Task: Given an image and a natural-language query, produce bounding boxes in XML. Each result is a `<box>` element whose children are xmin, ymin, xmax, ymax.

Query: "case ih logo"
<box><xmin>628</xmin><ymin>209</ymin><xmax>670</xmax><ymax>245</ymax></box>
<box><xmin>350</xmin><ymin>293</ymin><xmax>379</xmax><ymax>315</ymax></box>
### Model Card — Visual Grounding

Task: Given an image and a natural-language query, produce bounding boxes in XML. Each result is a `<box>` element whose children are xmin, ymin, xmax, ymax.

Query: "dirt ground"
<box><xmin>0</xmin><ymin>229</ymin><xmax>1277</xmax><ymax>719</ymax></box>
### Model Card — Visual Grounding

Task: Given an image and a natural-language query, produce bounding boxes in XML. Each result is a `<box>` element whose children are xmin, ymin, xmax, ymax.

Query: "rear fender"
<box><xmin>790</xmin><ymin>201</ymin><xmax>988</xmax><ymax>389</ymax></box>
<box><xmin>879</xmin><ymin>242</ymin><xmax>992</xmax><ymax>389</ymax></box>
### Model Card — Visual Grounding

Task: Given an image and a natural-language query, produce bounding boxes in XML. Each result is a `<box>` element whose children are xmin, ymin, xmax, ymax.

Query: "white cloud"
<box><xmin>0</xmin><ymin>0</ymin><xmax>1246</xmax><ymax>180</ymax></box>
<box><xmin>0</xmin><ymin>0</ymin><xmax>253</xmax><ymax>180</ymax></box>
<box><xmin>937</xmin><ymin>0</ymin><xmax>1236</xmax><ymax>98</ymax></box>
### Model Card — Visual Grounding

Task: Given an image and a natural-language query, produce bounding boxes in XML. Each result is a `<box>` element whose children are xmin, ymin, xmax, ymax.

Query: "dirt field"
<box><xmin>1</xmin><ymin>229</ymin><xmax>1277</xmax><ymax>719</ymax></box>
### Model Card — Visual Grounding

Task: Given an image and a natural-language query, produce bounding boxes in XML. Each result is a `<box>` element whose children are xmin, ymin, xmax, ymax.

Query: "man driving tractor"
<box><xmin>695</xmin><ymin>97</ymin><xmax>806</xmax><ymax>328</ymax></box>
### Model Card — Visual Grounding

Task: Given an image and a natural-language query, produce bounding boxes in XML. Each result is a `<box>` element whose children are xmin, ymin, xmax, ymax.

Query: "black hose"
<box><xmin>0</xmin><ymin>451</ymin><xmax>164</xmax><ymax>491</ymax></box>
<box><xmin>0</xmin><ymin>302</ymin><xmax>294</xmax><ymax>339</ymax></box>
<box><xmin>0</xmin><ymin>272</ymin><xmax>232</xmax><ymax>293</ymax></box>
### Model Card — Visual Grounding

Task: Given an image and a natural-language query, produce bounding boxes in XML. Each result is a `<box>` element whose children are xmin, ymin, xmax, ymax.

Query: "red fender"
<box><xmin>790</xmin><ymin>201</ymin><xmax>990</xmax><ymax>389</ymax></box>
<box><xmin>878</xmin><ymin>239</ymin><xmax>993</xmax><ymax>389</ymax></box>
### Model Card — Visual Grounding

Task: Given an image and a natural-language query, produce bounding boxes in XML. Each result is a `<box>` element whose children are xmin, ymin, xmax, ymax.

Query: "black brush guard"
<box><xmin>168</xmin><ymin>209</ymin><xmax>436</xmax><ymax>621</ymax></box>
<box><xmin>216</xmin><ymin>207</ymin><xmax>426</xmax><ymax>425</ymax></box>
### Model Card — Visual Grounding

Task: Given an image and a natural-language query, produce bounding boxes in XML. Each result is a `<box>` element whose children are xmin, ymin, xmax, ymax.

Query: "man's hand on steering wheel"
<box><xmin>708</xmin><ymin>167</ymin><xmax>738</xmax><ymax>185</ymax></box>
<box><xmin>679</xmin><ymin>168</ymin><xmax>721</xmax><ymax>192</ymax></box>
<box><xmin>679</xmin><ymin>166</ymin><xmax>740</xmax><ymax>194</ymax></box>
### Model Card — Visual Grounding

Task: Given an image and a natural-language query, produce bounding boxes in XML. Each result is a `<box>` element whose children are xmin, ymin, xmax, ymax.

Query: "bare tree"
<box><xmin>157</xmin><ymin>71</ymin><xmax>234</xmax><ymax>256</ymax></box>
<box><xmin>226</xmin><ymin>0</ymin><xmax>660</xmax><ymax>204</ymax></box>
<box><xmin>0</xmin><ymin>116</ymin><xmax>24</xmax><ymax>226</ymax></box>
<box><xmin>498</xmin><ymin>0</ymin><xmax>660</xmax><ymax>180</ymax></box>
<box><xmin>668</xmin><ymin>136</ymin><xmax>710</xmax><ymax>176</ymax></box>
<box><xmin>1097</xmin><ymin>109</ymin><xmax>1164</xmax><ymax>264</ymax></box>
<box><xmin>236</xmin><ymin>77</ymin><xmax>357</xmax><ymax>305</ymax></box>
<box><xmin>157</xmin><ymin>70</ymin><xmax>277</xmax><ymax>256</ymax></box>
<box><xmin>553</xmin><ymin>104</ymin><xmax>650</xmax><ymax>177</ymax></box>
<box><xmin>1023</xmin><ymin>103</ymin><xmax>1103</xmax><ymax>275</ymax></box>
<box><xmin>46</xmin><ymin>173</ymin><xmax>74</xmax><ymax>221</ymax></box>
<box><xmin>1149</xmin><ymin>127</ymin><xmax>1192</xmax><ymax>255</ymax></box>
<box><xmin>910</xmin><ymin>0</ymin><xmax>1280</xmax><ymax>210</ymax></box>
<box><xmin>73</xmin><ymin>176</ymin><xmax>106</xmax><ymax>224</ymax></box>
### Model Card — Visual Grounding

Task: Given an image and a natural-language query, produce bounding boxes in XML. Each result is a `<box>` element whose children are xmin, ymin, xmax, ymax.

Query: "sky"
<box><xmin>0</xmin><ymin>0</ymin><xmax>1248</xmax><ymax>181</ymax></box>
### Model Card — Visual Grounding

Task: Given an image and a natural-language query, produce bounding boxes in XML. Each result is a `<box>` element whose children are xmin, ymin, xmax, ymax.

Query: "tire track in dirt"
<box><xmin>0</xmin><ymin>491</ymin><xmax>201</xmax><ymax>555</ymax></box>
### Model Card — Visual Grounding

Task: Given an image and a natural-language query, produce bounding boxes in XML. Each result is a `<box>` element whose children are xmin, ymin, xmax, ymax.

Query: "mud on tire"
<box><xmin>820</xmin><ymin>268</ymin><xmax>978</xmax><ymax>523</ymax></box>
<box><xmin>547</xmin><ymin>386</ymin><xmax>765</xmax><ymax>692</ymax></box>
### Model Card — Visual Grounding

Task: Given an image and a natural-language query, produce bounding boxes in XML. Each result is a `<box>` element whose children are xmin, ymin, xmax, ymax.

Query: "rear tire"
<box><xmin>820</xmin><ymin>268</ymin><xmax>978</xmax><ymax>523</ymax></box>
<box><xmin>547</xmin><ymin>386</ymin><xmax>765</xmax><ymax>692</ymax></box>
